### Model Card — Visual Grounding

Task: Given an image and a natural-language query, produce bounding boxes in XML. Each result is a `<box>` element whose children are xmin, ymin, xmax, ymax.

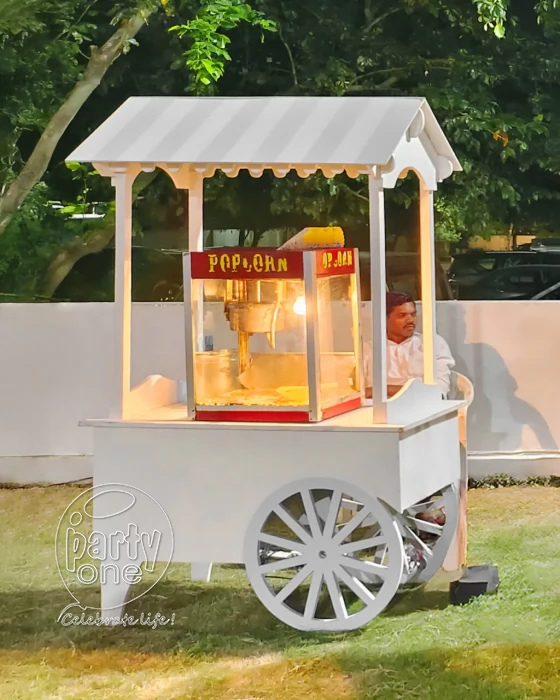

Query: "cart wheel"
<box><xmin>244</xmin><ymin>478</ymin><xmax>404</xmax><ymax>632</ymax></box>
<box><xmin>396</xmin><ymin>483</ymin><xmax>459</xmax><ymax>585</ymax></box>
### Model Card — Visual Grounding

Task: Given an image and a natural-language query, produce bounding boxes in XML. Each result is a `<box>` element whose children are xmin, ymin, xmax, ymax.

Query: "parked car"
<box><xmin>49</xmin><ymin>200</ymin><xmax>108</xmax><ymax>220</ymax></box>
<box><xmin>449</xmin><ymin>249</ymin><xmax>560</xmax><ymax>297</ymax></box>
<box><xmin>55</xmin><ymin>247</ymin><xmax>455</xmax><ymax>302</ymax></box>
<box><xmin>530</xmin><ymin>238</ymin><xmax>560</xmax><ymax>253</ymax></box>
<box><xmin>457</xmin><ymin>265</ymin><xmax>560</xmax><ymax>300</ymax></box>
<box><xmin>359</xmin><ymin>252</ymin><xmax>453</xmax><ymax>301</ymax></box>
<box><xmin>450</xmin><ymin>249</ymin><xmax>559</xmax><ymax>282</ymax></box>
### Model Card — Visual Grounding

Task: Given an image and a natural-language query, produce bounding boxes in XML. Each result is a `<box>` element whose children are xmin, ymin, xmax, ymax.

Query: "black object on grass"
<box><xmin>449</xmin><ymin>565</ymin><xmax>500</xmax><ymax>605</ymax></box>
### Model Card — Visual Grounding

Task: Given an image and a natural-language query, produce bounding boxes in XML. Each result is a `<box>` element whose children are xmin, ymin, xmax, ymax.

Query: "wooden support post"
<box><xmin>188</xmin><ymin>172</ymin><xmax>205</xmax><ymax>352</ymax></box>
<box><xmin>111</xmin><ymin>171</ymin><xmax>135</xmax><ymax>419</ymax></box>
<box><xmin>368</xmin><ymin>174</ymin><xmax>387</xmax><ymax>423</ymax></box>
<box><xmin>419</xmin><ymin>183</ymin><xmax>436</xmax><ymax>385</ymax></box>
<box><xmin>187</xmin><ymin>172</ymin><xmax>212</xmax><ymax>574</ymax></box>
<box><xmin>188</xmin><ymin>172</ymin><xmax>204</xmax><ymax>252</ymax></box>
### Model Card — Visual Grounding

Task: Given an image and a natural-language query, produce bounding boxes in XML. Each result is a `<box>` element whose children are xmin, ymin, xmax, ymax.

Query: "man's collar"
<box><xmin>387</xmin><ymin>332</ymin><xmax>419</xmax><ymax>346</ymax></box>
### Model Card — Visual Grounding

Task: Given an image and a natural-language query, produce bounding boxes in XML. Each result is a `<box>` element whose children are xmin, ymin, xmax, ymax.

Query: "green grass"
<box><xmin>1</xmin><ymin>486</ymin><xmax>559</xmax><ymax>699</ymax></box>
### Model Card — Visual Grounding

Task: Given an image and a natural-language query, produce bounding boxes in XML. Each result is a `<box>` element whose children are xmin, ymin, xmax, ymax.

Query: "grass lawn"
<box><xmin>1</xmin><ymin>485</ymin><xmax>559</xmax><ymax>699</ymax></box>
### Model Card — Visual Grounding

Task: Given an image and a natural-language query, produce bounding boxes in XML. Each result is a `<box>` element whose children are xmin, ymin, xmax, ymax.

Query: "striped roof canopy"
<box><xmin>67</xmin><ymin>96</ymin><xmax>461</xmax><ymax>184</ymax></box>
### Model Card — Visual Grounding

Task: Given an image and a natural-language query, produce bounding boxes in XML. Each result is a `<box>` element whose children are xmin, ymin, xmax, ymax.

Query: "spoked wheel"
<box><xmin>244</xmin><ymin>478</ymin><xmax>404</xmax><ymax>632</ymax></box>
<box><xmin>395</xmin><ymin>483</ymin><xmax>459</xmax><ymax>585</ymax></box>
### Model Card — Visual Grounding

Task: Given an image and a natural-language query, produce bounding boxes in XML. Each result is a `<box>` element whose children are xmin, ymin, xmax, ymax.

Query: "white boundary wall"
<box><xmin>1</xmin><ymin>301</ymin><xmax>559</xmax><ymax>483</ymax></box>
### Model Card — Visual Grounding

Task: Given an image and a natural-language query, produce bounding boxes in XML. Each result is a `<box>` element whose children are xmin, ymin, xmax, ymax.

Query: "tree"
<box><xmin>0</xmin><ymin>0</ymin><xmax>274</xmax><ymax>237</ymax></box>
<box><xmin>0</xmin><ymin>0</ymin><xmax>159</xmax><ymax>237</ymax></box>
<box><xmin>2</xmin><ymin>0</ymin><xmax>560</xmax><ymax>300</ymax></box>
<box><xmin>0</xmin><ymin>0</ymin><xmax>275</xmax><ymax>298</ymax></box>
<box><xmin>221</xmin><ymin>0</ymin><xmax>560</xmax><ymax>246</ymax></box>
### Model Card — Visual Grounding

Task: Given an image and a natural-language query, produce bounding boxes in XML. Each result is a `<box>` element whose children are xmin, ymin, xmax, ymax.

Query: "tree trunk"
<box><xmin>253</xmin><ymin>229</ymin><xmax>266</xmax><ymax>246</ymax></box>
<box><xmin>40</xmin><ymin>170</ymin><xmax>159</xmax><ymax>297</ymax></box>
<box><xmin>0</xmin><ymin>10</ymin><xmax>153</xmax><ymax>237</ymax></box>
<box><xmin>42</xmin><ymin>225</ymin><xmax>117</xmax><ymax>298</ymax></box>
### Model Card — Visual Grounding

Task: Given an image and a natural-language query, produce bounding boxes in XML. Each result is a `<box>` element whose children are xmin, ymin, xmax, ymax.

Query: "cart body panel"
<box><xmin>90</xmin><ymin>406</ymin><xmax>461</xmax><ymax>565</ymax></box>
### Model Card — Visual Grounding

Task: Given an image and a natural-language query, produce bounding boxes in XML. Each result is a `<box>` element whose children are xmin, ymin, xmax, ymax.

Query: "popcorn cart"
<box><xmin>69</xmin><ymin>95</ymin><xmax>469</xmax><ymax>631</ymax></box>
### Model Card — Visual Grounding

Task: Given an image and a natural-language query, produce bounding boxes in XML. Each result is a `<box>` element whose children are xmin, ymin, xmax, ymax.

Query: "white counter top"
<box><xmin>81</xmin><ymin>399</ymin><xmax>466</xmax><ymax>434</ymax></box>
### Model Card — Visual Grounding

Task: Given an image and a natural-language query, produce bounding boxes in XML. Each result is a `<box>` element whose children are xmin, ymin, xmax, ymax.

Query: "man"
<box><xmin>364</xmin><ymin>291</ymin><xmax>455</xmax><ymax>399</ymax></box>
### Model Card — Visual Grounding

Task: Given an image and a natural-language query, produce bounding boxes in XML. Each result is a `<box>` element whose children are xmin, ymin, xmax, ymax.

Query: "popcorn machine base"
<box><xmin>86</xmin><ymin>398</ymin><xmax>464</xmax><ymax>632</ymax></box>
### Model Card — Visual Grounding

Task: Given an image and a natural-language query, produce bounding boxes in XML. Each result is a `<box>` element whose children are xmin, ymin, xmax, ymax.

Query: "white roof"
<box><xmin>67</xmin><ymin>96</ymin><xmax>460</xmax><ymax>170</ymax></box>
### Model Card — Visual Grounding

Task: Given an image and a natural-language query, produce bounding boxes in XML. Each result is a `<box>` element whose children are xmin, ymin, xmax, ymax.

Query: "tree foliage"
<box><xmin>232</xmin><ymin>0</ymin><xmax>560</xmax><ymax>244</ymax></box>
<box><xmin>0</xmin><ymin>0</ymin><xmax>275</xmax><ymax>236</ymax></box>
<box><xmin>170</xmin><ymin>0</ymin><xmax>276</xmax><ymax>87</ymax></box>
<box><xmin>2</xmin><ymin>0</ymin><xmax>560</xmax><ymax>298</ymax></box>
<box><xmin>0</xmin><ymin>0</ymin><xmax>276</xmax><ymax>296</ymax></box>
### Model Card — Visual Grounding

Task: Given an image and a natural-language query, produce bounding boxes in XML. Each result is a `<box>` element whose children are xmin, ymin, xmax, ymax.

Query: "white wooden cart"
<box><xmin>69</xmin><ymin>96</ymin><xmax>469</xmax><ymax>631</ymax></box>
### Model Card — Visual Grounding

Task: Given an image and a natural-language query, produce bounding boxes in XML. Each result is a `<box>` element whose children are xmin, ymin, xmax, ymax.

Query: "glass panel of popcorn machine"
<box><xmin>317</xmin><ymin>272</ymin><xmax>361</xmax><ymax>409</ymax></box>
<box><xmin>194</xmin><ymin>275</ymin><xmax>309</xmax><ymax>408</ymax></box>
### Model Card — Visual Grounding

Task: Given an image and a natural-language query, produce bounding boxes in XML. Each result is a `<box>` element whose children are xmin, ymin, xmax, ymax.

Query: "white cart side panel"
<box><xmin>398</xmin><ymin>414</ymin><xmax>461</xmax><ymax>512</ymax></box>
<box><xmin>92</xmin><ymin>426</ymin><xmax>399</xmax><ymax>564</ymax></box>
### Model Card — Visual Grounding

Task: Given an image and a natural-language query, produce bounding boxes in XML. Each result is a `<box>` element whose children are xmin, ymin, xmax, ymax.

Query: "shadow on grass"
<box><xmin>334</xmin><ymin>643</ymin><xmax>560</xmax><ymax>700</ymax></box>
<box><xmin>0</xmin><ymin>571</ymin><xmax>452</xmax><ymax>656</ymax></box>
<box><xmin>383</xmin><ymin>587</ymin><xmax>451</xmax><ymax>617</ymax></box>
<box><xmin>2</xmin><ymin>575</ymin><xmax>558</xmax><ymax>698</ymax></box>
<box><xmin>0</xmin><ymin>579</ymin><xmax>330</xmax><ymax>654</ymax></box>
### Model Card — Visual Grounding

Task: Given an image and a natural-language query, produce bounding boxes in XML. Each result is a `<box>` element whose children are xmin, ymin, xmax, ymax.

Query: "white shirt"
<box><xmin>364</xmin><ymin>333</ymin><xmax>455</xmax><ymax>397</ymax></box>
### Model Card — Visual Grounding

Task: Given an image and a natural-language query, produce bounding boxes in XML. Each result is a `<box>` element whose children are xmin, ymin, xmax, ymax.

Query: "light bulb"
<box><xmin>292</xmin><ymin>295</ymin><xmax>306</xmax><ymax>316</ymax></box>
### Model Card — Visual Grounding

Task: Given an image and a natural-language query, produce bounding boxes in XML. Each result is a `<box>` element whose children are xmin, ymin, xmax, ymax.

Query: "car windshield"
<box><xmin>477</xmin><ymin>256</ymin><xmax>497</xmax><ymax>271</ymax></box>
<box><xmin>452</xmin><ymin>251</ymin><xmax>538</xmax><ymax>276</ymax></box>
<box><xmin>451</xmin><ymin>253</ymin><xmax>490</xmax><ymax>274</ymax></box>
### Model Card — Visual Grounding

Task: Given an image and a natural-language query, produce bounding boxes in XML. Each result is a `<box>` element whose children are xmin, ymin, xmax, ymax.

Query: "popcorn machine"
<box><xmin>182</xmin><ymin>247</ymin><xmax>363</xmax><ymax>422</ymax></box>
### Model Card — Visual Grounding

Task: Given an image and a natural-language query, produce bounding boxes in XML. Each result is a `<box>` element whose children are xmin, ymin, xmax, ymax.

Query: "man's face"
<box><xmin>387</xmin><ymin>302</ymin><xmax>417</xmax><ymax>342</ymax></box>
